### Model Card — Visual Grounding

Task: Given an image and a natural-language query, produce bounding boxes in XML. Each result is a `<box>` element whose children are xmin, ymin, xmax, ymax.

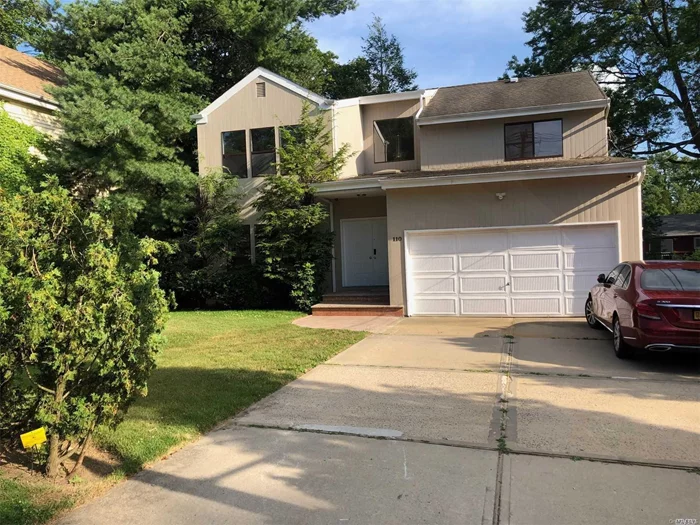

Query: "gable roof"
<box><xmin>193</xmin><ymin>67</ymin><xmax>330</xmax><ymax>124</ymax></box>
<box><xmin>0</xmin><ymin>44</ymin><xmax>63</xmax><ymax>107</ymax></box>
<box><xmin>419</xmin><ymin>71</ymin><xmax>608</xmax><ymax>124</ymax></box>
<box><xmin>657</xmin><ymin>214</ymin><xmax>700</xmax><ymax>237</ymax></box>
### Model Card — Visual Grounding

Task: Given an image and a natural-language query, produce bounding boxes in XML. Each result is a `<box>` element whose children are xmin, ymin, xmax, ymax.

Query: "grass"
<box><xmin>1</xmin><ymin>310</ymin><xmax>365</xmax><ymax>523</ymax></box>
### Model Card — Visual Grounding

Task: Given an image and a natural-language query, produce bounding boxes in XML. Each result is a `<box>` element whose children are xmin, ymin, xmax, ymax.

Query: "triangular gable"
<box><xmin>193</xmin><ymin>67</ymin><xmax>330</xmax><ymax>123</ymax></box>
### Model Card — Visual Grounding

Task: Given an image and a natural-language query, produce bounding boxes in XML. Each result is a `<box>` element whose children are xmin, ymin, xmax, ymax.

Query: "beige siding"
<box><xmin>332</xmin><ymin>196</ymin><xmax>387</xmax><ymax>291</ymax></box>
<box><xmin>2</xmin><ymin>99</ymin><xmax>59</xmax><ymax>136</ymax></box>
<box><xmin>197</xmin><ymin>75</ymin><xmax>327</xmax><ymax>224</ymax></box>
<box><xmin>419</xmin><ymin>109</ymin><xmax>608</xmax><ymax>171</ymax></box>
<box><xmin>334</xmin><ymin>103</ymin><xmax>364</xmax><ymax>179</ymax></box>
<box><xmin>386</xmin><ymin>173</ymin><xmax>642</xmax><ymax>307</ymax></box>
<box><xmin>361</xmin><ymin>99</ymin><xmax>421</xmax><ymax>174</ymax></box>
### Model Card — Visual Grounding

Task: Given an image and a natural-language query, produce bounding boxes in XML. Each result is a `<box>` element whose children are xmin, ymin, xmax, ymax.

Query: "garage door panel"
<box><xmin>510</xmin><ymin>252</ymin><xmax>559</xmax><ymax>271</ymax></box>
<box><xmin>564</xmin><ymin>272</ymin><xmax>601</xmax><ymax>294</ymax></box>
<box><xmin>564</xmin><ymin>249</ymin><xmax>618</xmax><ymax>271</ymax></box>
<box><xmin>455</xmin><ymin>232</ymin><xmax>507</xmax><ymax>253</ymax></box>
<box><xmin>413</xmin><ymin>297</ymin><xmax>458</xmax><ymax>315</ymax></box>
<box><xmin>461</xmin><ymin>297</ymin><xmax>508</xmax><ymax>315</ymax></box>
<box><xmin>413</xmin><ymin>276</ymin><xmax>457</xmax><ymax>294</ymax></box>
<box><xmin>510</xmin><ymin>274</ymin><xmax>560</xmax><ymax>293</ymax></box>
<box><xmin>459</xmin><ymin>254</ymin><xmax>506</xmax><ymax>271</ymax></box>
<box><xmin>460</xmin><ymin>276</ymin><xmax>507</xmax><ymax>294</ymax></box>
<box><xmin>409</xmin><ymin>233</ymin><xmax>455</xmax><ymax>255</ymax></box>
<box><xmin>562</xmin><ymin>226</ymin><xmax>616</xmax><ymax>248</ymax></box>
<box><xmin>565</xmin><ymin>296</ymin><xmax>588</xmax><ymax>315</ymax></box>
<box><xmin>411</xmin><ymin>255</ymin><xmax>456</xmax><ymax>273</ymax></box>
<box><xmin>511</xmin><ymin>297</ymin><xmax>562</xmax><ymax>315</ymax></box>
<box><xmin>509</xmin><ymin>229</ymin><xmax>560</xmax><ymax>249</ymax></box>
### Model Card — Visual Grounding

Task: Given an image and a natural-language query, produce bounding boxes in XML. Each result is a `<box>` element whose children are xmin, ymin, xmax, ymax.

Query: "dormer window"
<box><xmin>373</xmin><ymin>117</ymin><xmax>415</xmax><ymax>163</ymax></box>
<box><xmin>504</xmin><ymin>119</ymin><xmax>563</xmax><ymax>161</ymax></box>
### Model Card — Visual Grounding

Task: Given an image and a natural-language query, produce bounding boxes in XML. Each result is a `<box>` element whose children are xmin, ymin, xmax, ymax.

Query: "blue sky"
<box><xmin>305</xmin><ymin>0</ymin><xmax>538</xmax><ymax>89</ymax></box>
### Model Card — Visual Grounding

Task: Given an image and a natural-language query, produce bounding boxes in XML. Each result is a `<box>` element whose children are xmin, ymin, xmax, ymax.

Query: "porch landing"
<box><xmin>312</xmin><ymin>287</ymin><xmax>404</xmax><ymax>317</ymax></box>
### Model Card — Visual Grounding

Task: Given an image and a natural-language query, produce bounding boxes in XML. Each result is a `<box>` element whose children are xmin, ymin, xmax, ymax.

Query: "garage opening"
<box><xmin>405</xmin><ymin>223</ymin><xmax>619</xmax><ymax>316</ymax></box>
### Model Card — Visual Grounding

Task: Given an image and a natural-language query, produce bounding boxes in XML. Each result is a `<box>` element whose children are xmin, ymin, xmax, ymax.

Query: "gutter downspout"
<box><xmin>317</xmin><ymin>197</ymin><xmax>337</xmax><ymax>293</ymax></box>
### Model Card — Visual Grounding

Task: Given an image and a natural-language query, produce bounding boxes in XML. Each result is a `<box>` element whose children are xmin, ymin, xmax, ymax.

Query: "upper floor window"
<box><xmin>504</xmin><ymin>119</ymin><xmax>563</xmax><ymax>161</ymax></box>
<box><xmin>374</xmin><ymin>117</ymin><xmax>415</xmax><ymax>164</ymax></box>
<box><xmin>251</xmin><ymin>127</ymin><xmax>276</xmax><ymax>177</ymax></box>
<box><xmin>222</xmin><ymin>130</ymin><xmax>247</xmax><ymax>178</ymax></box>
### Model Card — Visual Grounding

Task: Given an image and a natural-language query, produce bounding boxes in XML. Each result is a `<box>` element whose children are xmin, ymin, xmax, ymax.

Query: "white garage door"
<box><xmin>406</xmin><ymin>224</ymin><xmax>619</xmax><ymax>316</ymax></box>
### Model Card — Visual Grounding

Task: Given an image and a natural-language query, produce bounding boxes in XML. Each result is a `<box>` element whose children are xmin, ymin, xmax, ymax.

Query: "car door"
<box><xmin>612</xmin><ymin>264</ymin><xmax>633</xmax><ymax>325</ymax></box>
<box><xmin>599</xmin><ymin>264</ymin><xmax>624</xmax><ymax>324</ymax></box>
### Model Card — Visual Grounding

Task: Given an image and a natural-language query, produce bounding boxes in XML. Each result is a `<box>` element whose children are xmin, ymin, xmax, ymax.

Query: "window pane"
<box><xmin>251</xmin><ymin>127</ymin><xmax>275</xmax><ymax>152</ymax></box>
<box><xmin>374</xmin><ymin>117</ymin><xmax>415</xmax><ymax>163</ymax></box>
<box><xmin>660</xmin><ymin>238</ymin><xmax>674</xmax><ymax>252</ymax></box>
<box><xmin>222</xmin><ymin>130</ymin><xmax>247</xmax><ymax>177</ymax></box>
<box><xmin>534</xmin><ymin>120</ymin><xmax>563</xmax><ymax>157</ymax></box>
<box><xmin>615</xmin><ymin>265</ymin><xmax>631</xmax><ymax>287</ymax></box>
<box><xmin>505</xmin><ymin>123</ymin><xmax>533</xmax><ymax>160</ymax></box>
<box><xmin>641</xmin><ymin>269</ymin><xmax>700</xmax><ymax>291</ymax></box>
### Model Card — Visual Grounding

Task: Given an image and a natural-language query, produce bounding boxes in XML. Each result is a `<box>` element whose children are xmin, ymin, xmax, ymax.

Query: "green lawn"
<box><xmin>0</xmin><ymin>310</ymin><xmax>365</xmax><ymax>524</ymax></box>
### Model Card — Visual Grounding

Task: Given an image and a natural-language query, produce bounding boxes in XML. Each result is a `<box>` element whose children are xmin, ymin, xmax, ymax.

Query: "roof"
<box><xmin>657</xmin><ymin>214</ymin><xmax>700</xmax><ymax>237</ymax></box>
<box><xmin>0</xmin><ymin>44</ymin><xmax>62</xmax><ymax>102</ymax></box>
<box><xmin>358</xmin><ymin>156</ymin><xmax>641</xmax><ymax>180</ymax></box>
<box><xmin>193</xmin><ymin>67</ymin><xmax>329</xmax><ymax>124</ymax></box>
<box><xmin>420</xmin><ymin>71</ymin><xmax>607</xmax><ymax>121</ymax></box>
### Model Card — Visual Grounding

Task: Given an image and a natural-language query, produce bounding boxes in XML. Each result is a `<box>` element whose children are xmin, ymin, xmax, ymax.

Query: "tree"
<box><xmin>361</xmin><ymin>15</ymin><xmax>418</xmax><ymax>95</ymax></box>
<box><xmin>0</xmin><ymin>0</ymin><xmax>52</xmax><ymax>49</ymax></box>
<box><xmin>255</xmin><ymin>104</ymin><xmax>350</xmax><ymax>311</ymax></box>
<box><xmin>505</xmin><ymin>0</ymin><xmax>700</xmax><ymax>158</ymax></box>
<box><xmin>0</xmin><ymin>179</ymin><xmax>168</xmax><ymax>477</ymax></box>
<box><xmin>324</xmin><ymin>57</ymin><xmax>373</xmax><ymax>99</ymax></box>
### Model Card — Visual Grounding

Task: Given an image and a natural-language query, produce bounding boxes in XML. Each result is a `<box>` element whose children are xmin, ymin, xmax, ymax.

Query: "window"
<box><xmin>641</xmin><ymin>268</ymin><xmax>700</xmax><ymax>291</ymax></box>
<box><xmin>221</xmin><ymin>130</ymin><xmax>247</xmax><ymax>178</ymax></box>
<box><xmin>373</xmin><ymin>117</ymin><xmax>415</xmax><ymax>163</ymax></box>
<box><xmin>504</xmin><ymin>119</ymin><xmax>563</xmax><ymax>161</ymax></box>
<box><xmin>605</xmin><ymin>264</ymin><xmax>625</xmax><ymax>285</ymax></box>
<box><xmin>694</xmin><ymin>237</ymin><xmax>700</xmax><ymax>250</ymax></box>
<box><xmin>256</xmin><ymin>82</ymin><xmax>266</xmax><ymax>97</ymax></box>
<box><xmin>660</xmin><ymin>238</ymin><xmax>674</xmax><ymax>253</ymax></box>
<box><xmin>615</xmin><ymin>265</ymin><xmax>632</xmax><ymax>288</ymax></box>
<box><xmin>251</xmin><ymin>127</ymin><xmax>276</xmax><ymax>177</ymax></box>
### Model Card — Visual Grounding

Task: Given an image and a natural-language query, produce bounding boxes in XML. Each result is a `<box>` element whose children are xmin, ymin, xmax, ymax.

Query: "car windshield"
<box><xmin>640</xmin><ymin>268</ymin><xmax>700</xmax><ymax>291</ymax></box>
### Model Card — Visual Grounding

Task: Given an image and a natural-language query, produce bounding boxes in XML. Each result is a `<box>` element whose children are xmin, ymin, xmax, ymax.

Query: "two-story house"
<box><xmin>0</xmin><ymin>44</ymin><xmax>62</xmax><ymax>135</ymax></box>
<box><xmin>193</xmin><ymin>68</ymin><xmax>645</xmax><ymax>318</ymax></box>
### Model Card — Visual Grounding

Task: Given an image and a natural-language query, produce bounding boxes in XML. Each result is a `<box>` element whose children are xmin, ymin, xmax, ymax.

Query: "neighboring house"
<box><xmin>0</xmin><ymin>44</ymin><xmax>62</xmax><ymax>135</ymax></box>
<box><xmin>193</xmin><ymin>68</ymin><xmax>646</xmax><ymax>317</ymax></box>
<box><xmin>645</xmin><ymin>214</ymin><xmax>700</xmax><ymax>258</ymax></box>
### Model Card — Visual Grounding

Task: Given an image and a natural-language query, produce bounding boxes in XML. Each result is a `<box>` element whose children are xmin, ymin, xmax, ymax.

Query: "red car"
<box><xmin>585</xmin><ymin>261</ymin><xmax>700</xmax><ymax>358</ymax></box>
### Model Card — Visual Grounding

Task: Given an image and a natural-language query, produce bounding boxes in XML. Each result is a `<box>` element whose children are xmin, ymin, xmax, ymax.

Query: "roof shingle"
<box><xmin>0</xmin><ymin>44</ymin><xmax>63</xmax><ymax>101</ymax></box>
<box><xmin>421</xmin><ymin>71</ymin><xmax>606</xmax><ymax>119</ymax></box>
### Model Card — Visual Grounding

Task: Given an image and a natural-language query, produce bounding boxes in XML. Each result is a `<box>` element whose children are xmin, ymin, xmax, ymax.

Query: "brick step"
<box><xmin>311</xmin><ymin>304</ymin><xmax>404</xmax><ymax>317</ymax></box>
<box><xmin>321</xmin><ymin>293</ymin><xmax>390</xmax><ymax>305</ymax></box>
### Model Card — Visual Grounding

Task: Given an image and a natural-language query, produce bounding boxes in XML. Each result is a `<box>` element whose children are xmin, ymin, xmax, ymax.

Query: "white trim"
<box><xmin>333</xmin><ymin>90</ymin><xmax>424</xmax><ymax>109</ymax></box>
<box><xmin>379</xmin><ymin>161</ymin><xmax>646</xmax><ymax>190</ymax></box>
<box><xmin>340</xmin><ymin>216</ymin><xmax>388</xmax><ymax>288</ymax></box>
<box><xmin>0</xmin><ymin>84</ymin><xmax>58</xmax><ymax>111</ymax></box>
<box><xmin>314</xmin><ymin>177</ymin><xmax>383</xmax><ymax>194</ymax></box>
<box><xmin>194</xmin><ymin>67</ymin><xmax>330</xmax><ymax>124</ymax></box>
<box><xmin>417</xmin><ymin>98</ymin><xmax>609</xmax><ymax>126</ymax></box>
<box><xmin>637</xmin><ymin>171</ymin><xmax>644</xmax><ymax>259</ymax></box>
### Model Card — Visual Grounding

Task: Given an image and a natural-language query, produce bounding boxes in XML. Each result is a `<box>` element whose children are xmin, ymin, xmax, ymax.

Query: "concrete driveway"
<box><xmin>59</xmin><ymin>317</ymin><xmax>700</xmax><ymax>525</ymax></box>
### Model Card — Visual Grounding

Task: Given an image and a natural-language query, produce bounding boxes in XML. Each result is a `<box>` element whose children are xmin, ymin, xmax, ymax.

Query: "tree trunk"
<box><xmin>45</xmin><ymin>376</ymin><xmax>66</xmax><ymax>479</ymax></box>
<box><xmin>68</xmin><ymin>422</ymin><xmax>94</xmax><ymax>479</ymax></box>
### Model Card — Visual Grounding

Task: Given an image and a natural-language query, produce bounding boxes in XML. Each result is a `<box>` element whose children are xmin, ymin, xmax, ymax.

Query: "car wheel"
<box><xmin>613</xmin><ymin>315</ymin><xmax>634</xmax><ymax>359</ymax></box>
<box><xmin>585</xmin><ymin>297</ymin><xmax>601</xmax><ymax>329</ymax></box>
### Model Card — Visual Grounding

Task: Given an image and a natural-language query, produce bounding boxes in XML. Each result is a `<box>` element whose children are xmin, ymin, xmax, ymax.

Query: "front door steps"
<box><xmin>312</xmin><ymin>286</ymin><xmax>404</xmax><ymax>317</ymax></box>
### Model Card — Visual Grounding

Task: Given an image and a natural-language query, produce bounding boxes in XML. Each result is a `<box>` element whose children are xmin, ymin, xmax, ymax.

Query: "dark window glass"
<box><xmin>222</xmin><ymin>130</ymin><xmax>247</xmax><ymax>178</ymax></box>
<box><xmin>606</xmin><ymin>264</ymin><xmax>625</xmax><ymax>285</ymax></box>
<box><xmin>373</xmin><ymin>117</ymin><xmax>415</xmax><ymax>163</ymax></box>
<box><xmin>615</xmin><ymin>265</ymin><xmax>632</xmax><ymax>287</ymax></box>
<box><xmin>641</xmin><ymin>269</ymin><xmax>700</xmax><ymax>291</ymax></box>
<box><xmin>251</xmin><ymin>127</ymin><xmax>276</xmax><ymax>177</ymax></box>
<box><xmin>504</xmin><ymin>119</ymin><xmax>563</xmax><ymax>161</ymax></box>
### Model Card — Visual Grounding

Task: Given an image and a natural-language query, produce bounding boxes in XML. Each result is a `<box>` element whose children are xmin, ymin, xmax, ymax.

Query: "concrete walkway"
<box><xmin>59</xmin><ymin>318</ymin><xmax>700</xmax><ymax>525</ymax></box>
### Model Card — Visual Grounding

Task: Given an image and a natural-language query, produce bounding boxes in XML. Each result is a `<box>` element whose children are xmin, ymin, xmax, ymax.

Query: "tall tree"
<box><xmin>361</xmin><ymin>15</ymin><xmax>418</xmax><ymax>95</ymax></box>
<box><xmin>505</xmin><ymin>0</ymin><xmax>700</xmax><ymax>158</ymax></box>
<box><xmin>0</xmin><ymin>0</ymin><xmax>52</xmax><ymax>49</ymax></box>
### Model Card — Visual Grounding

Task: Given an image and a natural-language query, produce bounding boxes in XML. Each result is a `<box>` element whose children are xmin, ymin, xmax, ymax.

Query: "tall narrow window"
<box><xmin>251</xmin><ymin>127</ymin><xmax>276</xmax><ymax>177</ymax></box>
<box><xmin>221</xmin><ymin>130</ymin><xmax>247</xmax><ymax>178</ymax></box>
<box><xmin>373</xmin><ymin>117</ymin><xmax>415</xmax><ymax>163</ymax></box>
<box><xmin>504</xmin><ymin>119</ymin><xmax>563</xmax><ymax>161</ymax></box>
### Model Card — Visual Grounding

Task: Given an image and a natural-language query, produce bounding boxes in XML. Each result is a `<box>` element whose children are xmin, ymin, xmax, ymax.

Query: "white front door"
<box><xmin>342</xmin><ymin>218</ymin><xmax>389</xmax><ymax>287</ymax></box>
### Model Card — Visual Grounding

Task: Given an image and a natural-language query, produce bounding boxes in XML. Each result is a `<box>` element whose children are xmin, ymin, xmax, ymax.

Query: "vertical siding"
<box><xmin>385</xmin><ymin>172</ymin><xmax>642</xmax><ymax>306</ymax></box>
<box><xmin>419</xmin><ymin>109</ymin><xmax>608</xmax><ymax>171</ymax></box>
<box><xmin>333</xmin><ymin>103</ymin><xmax>365</xmax><ymax>179</ymax></box>
<box><xmin>361</xmin><ymin>99</ymin><xmax>421</xmax><ymax>174</ymax></box>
